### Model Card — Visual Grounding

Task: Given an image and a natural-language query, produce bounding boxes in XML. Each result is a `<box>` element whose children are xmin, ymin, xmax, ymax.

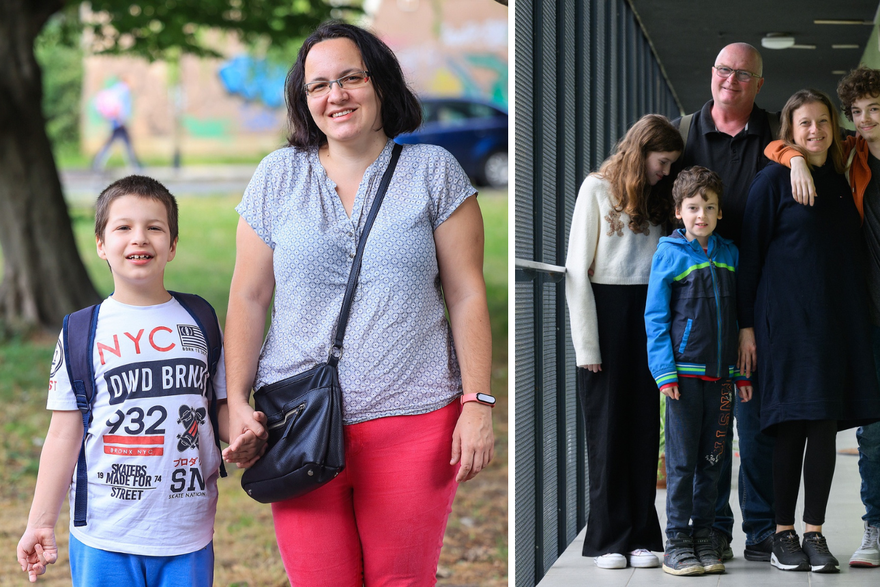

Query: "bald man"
<box><xmin>670</xmin><ymin>42</ymin><xmax>777</xmax><ymax>564</ymax></box>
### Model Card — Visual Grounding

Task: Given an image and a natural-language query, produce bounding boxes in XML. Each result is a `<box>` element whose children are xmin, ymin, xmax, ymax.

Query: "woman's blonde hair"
<box><xmin>779</xmin><ymin>89</ymin><xmax>845</xmax><ymax>174</ymax></box>
<box><xmin>596</xmin><ymin>114</ymin><xmax>683</xmax><ymax>232</ymax></box>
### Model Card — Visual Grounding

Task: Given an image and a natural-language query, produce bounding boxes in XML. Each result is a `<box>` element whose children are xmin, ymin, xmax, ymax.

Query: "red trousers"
<box><xmin>271</xmin><ymin>401</ymin><xmax>460</xmax><ymax>586</ymax></box>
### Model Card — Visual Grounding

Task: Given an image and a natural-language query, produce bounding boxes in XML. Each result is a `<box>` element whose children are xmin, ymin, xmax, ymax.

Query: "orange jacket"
<box><xmin>764</xmin><ymin>135</ymin><xmax>867</xmax><ymax>221</ymax></box>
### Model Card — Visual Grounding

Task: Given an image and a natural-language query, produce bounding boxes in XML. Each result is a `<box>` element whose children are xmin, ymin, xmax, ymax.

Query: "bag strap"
<box><xmin>63</xmin><ymin>303</ymin><xmax>101</xmax><ymax>527</ymax></box>
<box><xmin>328</xmin><ymin>142</ymin><xmax>403</xmax><ymax>367</ymax></box>
<box><xmin>678</xmin><ymin>113</ymin><xmax>694</xmax><ymax>148</ymax></box>
<box><xmin>845</xmin><ymin>146</ymin><xmax>857</xmax><ymax>186</ymax></box>
<box><xmin>170</xmin><ymin>291</ymin><xmax>227</xmax><ymax>478</ymax></box>
<box><xmin>767</xmin><ymin>111</ymin><xmax>780</xmax><ymax>139</ymax></box>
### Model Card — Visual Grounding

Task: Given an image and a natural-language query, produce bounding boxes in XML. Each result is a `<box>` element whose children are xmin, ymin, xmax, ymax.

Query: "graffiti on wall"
<box><xmin>391</xmin><ymin>18</ymin><xmax>508</xmax><ymax>107</ymax></box>
<box><xmin>218</xmin><ymin>55</ymin><xmax>287</xmax><ymax>109</ymax></box>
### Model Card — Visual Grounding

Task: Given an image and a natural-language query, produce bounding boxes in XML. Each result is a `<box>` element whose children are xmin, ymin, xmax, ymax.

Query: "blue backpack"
<box><xmin>62</xmin><ymin>291</ymin><xmax>227</xmax><ymax>527</ymax></box>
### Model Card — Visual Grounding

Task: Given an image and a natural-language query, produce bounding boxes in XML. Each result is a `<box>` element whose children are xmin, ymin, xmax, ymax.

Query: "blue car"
<box><xmin>396</xmin><ymin>97</ymin><xmax>508</xmax><ymax>188</ymax></box>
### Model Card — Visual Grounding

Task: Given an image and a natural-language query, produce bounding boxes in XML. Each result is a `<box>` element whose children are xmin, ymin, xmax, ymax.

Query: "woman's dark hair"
<box><xmin>779</xmin><ymin>88</ymin><xmax>845</xmax><ymax>174</ymax></box>
<box><xmin>285</xmin><ymin>21</ymin><xmax>422</xmax><ymax>149</ymax></box>
<box><xmin>596</xmin><ymin>114</ymin><xmax>683</xmax><ymax>233</ymax></box>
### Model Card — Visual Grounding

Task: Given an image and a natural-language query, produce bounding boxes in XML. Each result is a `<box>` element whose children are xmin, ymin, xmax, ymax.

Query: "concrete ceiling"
<box><xmin>630</xmin><ymin>0</ymin><xmax>879</xmax><ymax>114</ymax></box>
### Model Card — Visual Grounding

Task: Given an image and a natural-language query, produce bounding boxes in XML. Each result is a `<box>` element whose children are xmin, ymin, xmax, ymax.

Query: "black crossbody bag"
<box><xmin>240</xmin><ymin>143</ymin><xmax>402</xmax><ymax>503</ymax></box>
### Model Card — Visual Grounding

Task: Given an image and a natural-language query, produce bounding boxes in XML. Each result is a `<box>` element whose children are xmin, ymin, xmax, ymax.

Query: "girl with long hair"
<box><xmin>565</xmin><ymin>113</ymin><xmax>683</xmax><ymax>569</ymax></box>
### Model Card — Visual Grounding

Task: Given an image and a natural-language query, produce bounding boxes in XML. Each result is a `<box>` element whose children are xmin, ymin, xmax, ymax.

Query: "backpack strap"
<box><xmin>845</xmin><ymin>146</ymin><xmax>858</xmax><ymax>186</ymax></box>
<box><xmin>63</xmin><ymin>304</ymin><xmax>101</xmax><ymax>527</ymax></box>
<box><xmin>169</xmin><ymin>291</ymin><xmax>227</xmax><ymax>478</ymax></box>
<box><xmin>767</xmin><ymin>111</ymin><xmax>780</xmax><ymax>139</ymax></box>
<box><xmin>678</xmin><ymin>113</ymin><xmax>694</xmax><ymax>148</ymax></box>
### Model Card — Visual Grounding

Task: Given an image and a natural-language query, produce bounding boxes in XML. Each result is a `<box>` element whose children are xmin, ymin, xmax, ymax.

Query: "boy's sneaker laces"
<box><xmin>850</xmin><ymin>524</ymin><xmax>880</xmax><ymax>567</ymax></box>
<box><xmin>860</xmin><ymin>525</ymin><xmax>880</xmax><ymax>549</ymax></box>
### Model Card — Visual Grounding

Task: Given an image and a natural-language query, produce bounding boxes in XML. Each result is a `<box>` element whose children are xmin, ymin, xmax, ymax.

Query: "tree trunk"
<box><xmin>0</xmin><ymin>0</ymin><xmax>100</xmax><ymax>330</ymax></box>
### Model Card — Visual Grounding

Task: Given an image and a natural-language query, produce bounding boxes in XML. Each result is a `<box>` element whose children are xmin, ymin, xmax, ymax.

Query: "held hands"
<box><xmin>738</xmin><ymin>384</ymin><xmax>754</xmax><ymax>403</ymax></box>
<box><xmin>738</xmin><ymin>327</ymin><xmax>757</xmax><ymax>378</ymax></box>
<box><xmin>790</xmin><ymin>157</ymin><xmax>817</xmax><ymax>206</ymax></box>
<box><xmin>451</xmin><ymin>402</ymin><xmax>495</xmax><ymax>482</ymax></box>
<box><xmin>223</xmin><ymin>403</ymin><xmax>268</xmax><ymax>468</ymax></box>
<box><xmin>17</xmin><ymin>527</ymin><xmax>58</xmax><ymax>583</ymax></box>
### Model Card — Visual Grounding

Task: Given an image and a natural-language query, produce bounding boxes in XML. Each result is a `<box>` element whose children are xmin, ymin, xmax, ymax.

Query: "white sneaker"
<box><xmin>628</xmin><ymin>548</ymin><xmax>660</xmax><ymax>568</ymax></box>
<box><xmin>594</xmin><ymin>553</ymin><xmax>627</xmax><ymax>569</ymax></box>
<box><xmin>849</xmin><ymin>524</ymin><xmax>880</xmax><ymax>567</ymax></box>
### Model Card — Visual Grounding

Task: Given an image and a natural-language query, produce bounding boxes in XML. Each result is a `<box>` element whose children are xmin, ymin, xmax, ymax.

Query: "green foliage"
<box><xmin>35</xmin><ymin>10</ymin><xmax>84</xmax><ymax>149</ymax></box>
<box><xmin>85</xmin><ymin>0</ymin><xmax>362</xmax><ymax>62</ymax></box>
<box><xmin>659</xmin><ymin>393</ymin><xmax>666</xmax><ymax>455</ymax></box>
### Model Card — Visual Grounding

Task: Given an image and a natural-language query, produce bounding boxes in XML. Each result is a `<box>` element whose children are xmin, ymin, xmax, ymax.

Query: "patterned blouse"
<box><xmin>236</xmin><ymin>139</ymin><xmax>475</xmax><ymax>424</ymax></box>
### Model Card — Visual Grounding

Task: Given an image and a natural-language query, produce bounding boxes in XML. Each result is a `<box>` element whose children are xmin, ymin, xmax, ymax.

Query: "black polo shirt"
<box><xmin>673</xmin><ymin>100</ymin><xmax>780</xmax><ymax>245</ymax></box>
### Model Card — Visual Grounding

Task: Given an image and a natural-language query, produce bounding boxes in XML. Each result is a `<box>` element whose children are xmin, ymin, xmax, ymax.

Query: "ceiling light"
<box><xmin>814</xmin><ymin>19</ymin><xmax>874</xmax><ymax>25</ymax></box>
<box><xmin>832</xmin><ymin>44</ymin><xmax>860</xmax><ymax>49</ymax></box>
<box><xmin>762</xmin><ymin>33</ymin><xmax>795</xmax><ymax>49</ymax></box>
<box><xmin>832</xmin><ymin>70</ymin><xmax>847</xmax><ymax>75</ymax></box>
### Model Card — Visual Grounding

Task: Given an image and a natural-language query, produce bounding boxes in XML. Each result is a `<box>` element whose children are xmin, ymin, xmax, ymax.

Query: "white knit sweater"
<box><xmin>565</xmin><ymin>175</ymin><xmax>663</xmax><ymax>366</ymax></box>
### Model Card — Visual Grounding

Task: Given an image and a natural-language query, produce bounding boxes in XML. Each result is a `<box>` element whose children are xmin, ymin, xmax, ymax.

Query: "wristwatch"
<box><xmin>461</xmin><ymin>393</ymin><xmax>496</xmax><ymax>408</ymax></box>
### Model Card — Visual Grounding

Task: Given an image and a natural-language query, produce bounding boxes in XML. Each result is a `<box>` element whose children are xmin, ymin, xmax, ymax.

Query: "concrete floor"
<box><xmin>538</xmin><ymin>428</ymin><xmax>879</xmax><ymax>586</ymax></box>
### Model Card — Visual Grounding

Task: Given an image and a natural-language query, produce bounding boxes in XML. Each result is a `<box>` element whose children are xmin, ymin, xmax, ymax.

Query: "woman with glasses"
<box><xmin>738</xmin><ymin>89</ymin><xmax>880</xmax><ymax>573</ymax></box>
<box><xmin>222</xmin><ymin>21</ymin><xmax>495</xmax><ymax>585</ymax></box>
<box><xmin>565</xmin><ymin>114</ymin><xmax>683</xmax><ymax>570</ymax></box>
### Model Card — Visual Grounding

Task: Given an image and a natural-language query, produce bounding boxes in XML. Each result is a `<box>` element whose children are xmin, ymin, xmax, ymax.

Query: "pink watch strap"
<box><xmin>460</xmin><ymin>393</ymin><xmax>496</xmax><ymax>407</ymax></box>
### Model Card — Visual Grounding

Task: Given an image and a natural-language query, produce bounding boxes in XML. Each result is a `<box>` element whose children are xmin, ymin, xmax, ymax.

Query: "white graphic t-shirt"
<box><xmin>47</xmin><ymin>296</ymin><xmax>227</xmax><ymax>556</ymax></box>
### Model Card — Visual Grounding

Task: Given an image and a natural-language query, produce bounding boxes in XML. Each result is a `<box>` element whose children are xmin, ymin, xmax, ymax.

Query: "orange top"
<box><xmin>764</xmin><ymin>135</ymin><xmax>867</xmax><ymax>222</ymax></box>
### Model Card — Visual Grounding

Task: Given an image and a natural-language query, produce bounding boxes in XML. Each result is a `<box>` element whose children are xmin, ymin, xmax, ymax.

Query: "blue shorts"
<box><xmin>69</xmin><ymin>534</ymin><xmax>213</xmax><ymax>587</ymax></box>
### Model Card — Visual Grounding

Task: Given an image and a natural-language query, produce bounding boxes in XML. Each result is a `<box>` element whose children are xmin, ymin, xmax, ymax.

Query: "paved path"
<box><xmin>538</xmin><ymin>428</ymin><xmax>878</xmax><ymax>586</ymax></box>
<box><xmin>61</xmin><ymin>165</ymin><xmax>258</xmax><ymax>201</ymax></box>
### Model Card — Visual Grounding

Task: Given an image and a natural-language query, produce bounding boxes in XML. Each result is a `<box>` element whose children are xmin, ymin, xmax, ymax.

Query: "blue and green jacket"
<box><xmin>645</xmin><ymin>229</ymin><xmax>749</xmax><ymax>390</ymax></box>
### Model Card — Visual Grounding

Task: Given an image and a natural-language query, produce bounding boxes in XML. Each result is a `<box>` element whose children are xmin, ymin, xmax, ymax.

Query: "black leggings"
<box><xmin>772</xmin><ymin>419</ymin><xmax>837</xmax><ymax>526</ymax></box>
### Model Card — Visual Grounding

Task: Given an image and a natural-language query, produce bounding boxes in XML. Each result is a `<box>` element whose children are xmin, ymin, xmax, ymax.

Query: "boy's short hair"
<box><xmin>95</xmin><ymin>175</ymin><xmax>179</xmax><ymax>241</ymax></box>
<box><xmin>673</xmin><ymin>166</ymin><xmax>724</xmax><ymax>210</ymax></box>
<box><xmin>838</xmin><ymin>66</ymin><xmax>880</xmax><ymax>121</ymax></box>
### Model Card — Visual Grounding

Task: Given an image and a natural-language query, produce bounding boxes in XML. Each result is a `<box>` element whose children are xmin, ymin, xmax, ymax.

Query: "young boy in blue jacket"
<box><xmin>645</xmin><ymin>166</ymin><xmax>753</xmax><ymax>577</ymax></box>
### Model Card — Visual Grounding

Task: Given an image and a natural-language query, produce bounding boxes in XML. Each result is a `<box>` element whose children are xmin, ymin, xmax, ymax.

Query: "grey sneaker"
<box><xmin>710</xmin><ymin>529</ymin><xmax>734</xmax><ymax>562</ymax></box>
<box><xmin>849</xmin><ymin>524</ymin><xmax>880</xmax><ymax>567</ymax></box>
<box><xmin>663</xmin><ymin>533</ymin><xmax>705</xmax><ymax>576</ymax></box>
<box><xmin>801</xmin><ymin>532</ymin><xmax>839</xmax><ymax>573</ymax></box>
<box><xmin>694</xmin><ymin>532</ymin><xmax>725</xmax><ymax>573</ymax></box>
<box><xmin>771</xmin><ymin>530</ymin><xmax>810</xmax><ymax>572</ymax></box>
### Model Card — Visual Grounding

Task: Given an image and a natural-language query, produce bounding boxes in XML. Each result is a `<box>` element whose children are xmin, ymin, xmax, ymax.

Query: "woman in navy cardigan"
<box><xmin>738</xmin><ymin>89</ymin><xmax>880</xmax><ymax>573</ymax></box>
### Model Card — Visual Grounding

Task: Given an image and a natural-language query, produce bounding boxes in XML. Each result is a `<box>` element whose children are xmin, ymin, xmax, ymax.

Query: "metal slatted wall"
<box><xmin>514</xmin><ymin>1</ymin><xmax>680</xmax><ymax>585</ymax></box>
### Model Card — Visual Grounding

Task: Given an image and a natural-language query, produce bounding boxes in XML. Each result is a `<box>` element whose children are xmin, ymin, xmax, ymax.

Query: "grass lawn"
<box><xmin>0</xmin><ymin>190</ymin><xmax>508</xmax><ymax>586</ymax></box>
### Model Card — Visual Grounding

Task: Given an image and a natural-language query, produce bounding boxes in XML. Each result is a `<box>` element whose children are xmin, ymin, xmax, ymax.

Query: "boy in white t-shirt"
<box><xmin>16</xmin><ymin>176</ymin><xmax>256</xmax><ymax>586</ymax></box>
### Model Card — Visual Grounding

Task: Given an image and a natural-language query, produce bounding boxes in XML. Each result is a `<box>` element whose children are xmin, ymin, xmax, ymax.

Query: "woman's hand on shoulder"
<box><xmin>579</xmin><ymin>363</ymin><xmax>602</xmax><ymax>373</ymax></box>
<box><xmin>451</xmin><ymin>402</ymin><xmax>494</xmax><ymax>483</ymax></box>
<box><xmin>790</xmin><ymin>156</ymin><xmax>817</xmax><ymax>206</ymax></box>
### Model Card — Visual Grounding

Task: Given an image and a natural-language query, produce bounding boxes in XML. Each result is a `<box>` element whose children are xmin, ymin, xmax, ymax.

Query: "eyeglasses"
<box><xmin>714</xmin><ymin>66</ymin><xmax>762</xmax><ymax>83</ymax></box>
<box><xmin>304</xmin><ymin>71</ymin><xmax>371</xmax><ymax>97</ymax></box>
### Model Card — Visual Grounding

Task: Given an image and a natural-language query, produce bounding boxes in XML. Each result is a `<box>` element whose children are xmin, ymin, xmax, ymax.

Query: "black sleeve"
<box><xmin>737</xmin><ymin>169</ymin><xmax>781</xmax><ymax>328</ymax></box>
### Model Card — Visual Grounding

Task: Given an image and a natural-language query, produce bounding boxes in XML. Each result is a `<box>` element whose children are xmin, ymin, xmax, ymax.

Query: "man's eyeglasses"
<box><xmin>304</xmin><ymin>71</ymin><xmax>371</xmax><ymax>97</ymax></box>
<box><xmin>714</xmin><ymin>66</ymin><xmax>762</xmax><ymax>83</ymax></box>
